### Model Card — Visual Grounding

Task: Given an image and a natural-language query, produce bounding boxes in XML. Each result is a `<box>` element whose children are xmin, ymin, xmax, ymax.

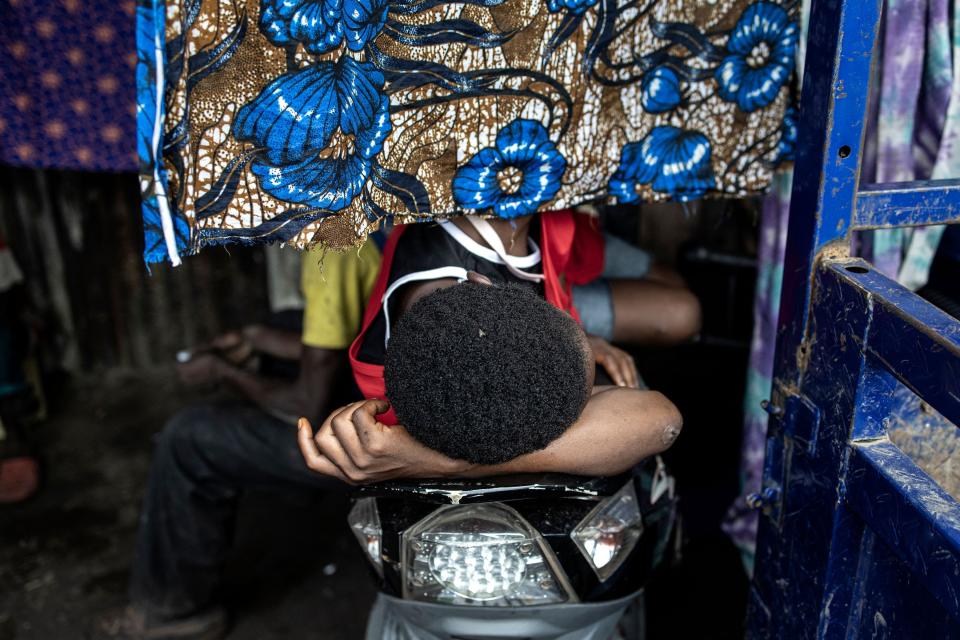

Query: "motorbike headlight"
<box><xmin>348</xmin><ymin>497</ymin><xmax>383</xmax><ymax>577</ymax></box>
<box><xmin>402</xmin><ymin>502</ymin><xmax>572</xmax><ymax>606</ymax></box>
<box><xmin>571</xmin><ymin>480</ymin><xmax>643</xmax><ymax>581</ymax></box>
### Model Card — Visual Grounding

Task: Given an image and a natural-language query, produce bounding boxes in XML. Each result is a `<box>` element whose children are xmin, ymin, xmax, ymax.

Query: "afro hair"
<box><xmin>384</xmin><ymin>282</ymin><xmax>591</xmax><ymax>465</ymax></box>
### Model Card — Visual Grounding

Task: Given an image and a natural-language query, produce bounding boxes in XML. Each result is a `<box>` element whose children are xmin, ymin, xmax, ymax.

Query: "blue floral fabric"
<box><xmin>137</xmin><ymin>0</ymin><xmax>188</xmax><ymax>263</ymax></box>
<box><xmin>260</xmin><ymin>0</ymin><xmax>390</xmax><ymax>53</ymax></box>
<box><xmin>775</xmin><ymin>106</ymin><xmax>798</xmax><ymax>165</ymax></box>
<box><xmin>715</xmin><ymin>1</ymin><xmax>799</xmax><ymax>112</ymax></box>
<box><xmin>547</xmin><ymin>0</ymin><xmax>598</xmax><ymax>15</ymax></box>
<box><xmin>641</xmin><ymin>67</ymin><xmax>683</xmax><ymax>114</ymax></box>
<box><xmin>233</xmin><ymin>57</ymin><xmax>392</xmax><ymax>212</ymax></box>
<box><xmin>452</xmin><ymin>120</ymin><xmax>566</xmax><ymax>219</ymax></box>
<box><xmin>138</xmin><ymin>0</ymin><xmax>798</xmax><ymax>262</ymax></box>
<box><xmin>610</xmin><ymin>126</ymin><xmax>716</xmax><ymax>203</ymax></box>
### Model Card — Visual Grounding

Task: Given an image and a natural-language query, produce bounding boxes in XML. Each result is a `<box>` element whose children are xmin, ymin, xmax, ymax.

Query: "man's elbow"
<box><xmin>644</xmin><ymin>391</ymin><xmax>683</xmax><ymax>455</ymax></box>
<box><xmin>591</xmin><ymin>390</ymin><xmax>683</xmax><ymax>476</ymax></box>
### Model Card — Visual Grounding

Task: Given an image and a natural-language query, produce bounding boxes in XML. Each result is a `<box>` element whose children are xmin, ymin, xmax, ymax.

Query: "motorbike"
<box><xmin>347</xmin><ymin>456</ymin><xmax>679</xmax><ymax>640</ymax></box>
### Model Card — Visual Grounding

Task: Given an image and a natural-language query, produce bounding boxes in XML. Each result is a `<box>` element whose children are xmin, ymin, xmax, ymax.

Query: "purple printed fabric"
<box><xmin>916</xmin><ymin>0</ymin><xmax>951</xmax><ymax>180</ymax></box>
<box><xmin>867</xmin><ymin>0</ymin><xmax>928</xmax><ymax>279</ymax></box>
<box><xmin>861</xmin><ymin>0</ymin><xmax>952</xmax><ymax>280</ymax></box>
<box><xmin>0</xmin><ymin>0</ymin><xmax>137</xmax><ymax>171</ymax></box>
<box><xmin>721</xmin><ymin>170</ymin><xmax>792</xmax><ymax>566</ymax></box>
<box><xmin>928</xmin><ymin>0</ymin><xmax>960</xmax><ymax>177</ymax></box>
<box><xmin>876</xmin><ymin>0</ymin><xmax>926</xmax><ymax>184</ymax></box>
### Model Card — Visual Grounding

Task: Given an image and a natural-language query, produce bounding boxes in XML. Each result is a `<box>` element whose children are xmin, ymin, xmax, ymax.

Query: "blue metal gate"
<box><xmin>747</xmin><ymin>0</ymin><xmax>960</xmax><ymax>636</ymax></box>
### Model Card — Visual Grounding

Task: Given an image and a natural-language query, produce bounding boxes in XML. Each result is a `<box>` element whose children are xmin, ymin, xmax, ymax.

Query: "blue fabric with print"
<box><xmin>260</xmin><ymin>0</ymin><xmax>390</xmax><ymax>53</ymax></box>
<box><xmin>233</xmin><ymin>57</ymin><xmax>392</xmax><ymax>211</ymax></box>
<box><xmin>610</xmin><ymin>126</ymin><xmax>716</xmax><ymax>202</ymax></box>
<box><xmin>452</xmin><ymin>120</ymin><xmax>567</xmax><ymax>219</ymax></box>
<box><xmin>138</xmin><ymin>0</ymin><xmax>798</xmax><ymax>262</ymax></box>
<box><xmin>642</xmin><ymin>67</ymin><xmax>683</xmax><ymax>113</ymax></box>
<box><xmin>715</xmin><ymin>1</ymin><xmax>798</xmax><ymax>112</ymax></box>
<box><xmin>0</xmin><ymin>0</ymin><xmax>137</xmax><ymax>171</ymax></box>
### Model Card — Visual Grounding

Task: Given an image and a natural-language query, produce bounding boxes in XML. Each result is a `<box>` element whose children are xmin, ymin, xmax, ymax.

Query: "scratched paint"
<box><xmin>854</xmin><ymin>179</ymin><xmax>960</xmax><ymax>229</ymax></box>
<box><xmin>752</xmin><ymin>260</ymin><xmax>960</xmax><ymax>637</ymax></box>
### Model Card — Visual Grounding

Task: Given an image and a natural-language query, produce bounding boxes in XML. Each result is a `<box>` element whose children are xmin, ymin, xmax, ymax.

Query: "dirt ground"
<box><xmin>0</xmin><ymin>368</ymin><xmax>376</xmax><ymax>640</ymax></box>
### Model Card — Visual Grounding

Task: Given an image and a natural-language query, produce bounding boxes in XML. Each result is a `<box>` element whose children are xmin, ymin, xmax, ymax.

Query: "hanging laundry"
<box><xmin>722</xmin><ymin>169</ymin><xmax>792</xmax><ymax>571</ymax></box>
<box><xmin>861</xmin><ymin>0</ymin><xmax>953</xmax><ymax>287</ymax></box>
<box><xmin>0</xmin><ymin>0</ymin><xmax>137</xmax><ymax>171</ymax></box>
<box><xmin>138</xmin><ymin>0</ymin><xmax>800</xmax><ymax>263</ymax></box>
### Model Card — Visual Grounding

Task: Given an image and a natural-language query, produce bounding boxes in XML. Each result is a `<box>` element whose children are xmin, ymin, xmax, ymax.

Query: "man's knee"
<box><xmin>157</xmin><ymin>405</ymin><xmax>223</xmax><ymax>465</ymax></box>
<box><xmin>651</xmin><ymin>289</ymin><xmax>702</xmax><ymax>344</ymax></box>
<box><xmin>670</xmin><ymin>289</ymin><xmax>702</xmax><ymax>342</ymax></box>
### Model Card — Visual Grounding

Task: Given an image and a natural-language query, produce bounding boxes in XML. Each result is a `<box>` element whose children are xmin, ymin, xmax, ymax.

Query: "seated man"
<box><xmin>107</xmin><ymin>244</ymin><xmax>381</xmax><ymax>640</ymax></box>
<box><xmin>114</xmin><ymin>210</ymin><xmax>687</xmax><ymax>639</ymax></box>
<box><xmin>297</xmin><ymin>211</ymin><xmax>684</xmax><ymax>484</ymax></box>
<box><xmin>572</xmin><ymin>224</ymin><xmax>702</xmax><ymax>348</ymax></box>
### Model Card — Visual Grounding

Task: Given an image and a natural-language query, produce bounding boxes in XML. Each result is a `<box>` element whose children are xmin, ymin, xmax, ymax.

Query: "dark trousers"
<box><xmin>129</xmin><ymin>402</ymin><xmax>342</xmax><ymax>621</ymax></box>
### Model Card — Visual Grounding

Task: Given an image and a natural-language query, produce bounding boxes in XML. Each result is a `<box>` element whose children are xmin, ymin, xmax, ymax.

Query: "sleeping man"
<box><xmin>297</xmin><ymin>213</ymin><xmax>685</xmax><ymax>483</ymax></box>
<box><xmin>111</xmin><ymin>211</ymin><xmax>688</xmax><ymax>640</ymax></box>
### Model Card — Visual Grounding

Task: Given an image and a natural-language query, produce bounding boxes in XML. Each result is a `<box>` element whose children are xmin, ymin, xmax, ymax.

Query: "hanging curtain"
<box><xmin>137</xmin><ymin>0</ymin><xmax>801</xmax><ymax>264</ymax></box>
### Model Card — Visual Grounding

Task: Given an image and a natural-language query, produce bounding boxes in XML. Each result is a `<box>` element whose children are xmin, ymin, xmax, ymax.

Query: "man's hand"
<box><xmin>176</xmin><ymin>352</ymin><xmax>225</xmax><ymax>387</ymax></box>
<box><xmin>177</xmin><ymin>327</ymin><xmax>257</xmax><ymax>386</ymax></box>
<box><xmin>207</xmin><ymin>329</ymin><xmax>255</xmax><ymax>366</ymax></box>
<box><xmin>297</xmin><ymin>400</ymin><xmax>469</xmax><ymax>484</ymax></box>
<box><xmin>587</xmin><ymin>335</ymin><xmax>640</xmax><ymax>388</ymax></box>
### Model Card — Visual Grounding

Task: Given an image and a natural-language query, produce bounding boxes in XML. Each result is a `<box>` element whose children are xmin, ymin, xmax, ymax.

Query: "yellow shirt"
<box><xmin>300</xmin><ymin>242</ymin><xmax>382</xmax><ymax>349</ymax></box>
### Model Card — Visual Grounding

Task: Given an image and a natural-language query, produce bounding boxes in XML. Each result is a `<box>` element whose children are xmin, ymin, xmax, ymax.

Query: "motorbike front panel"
<box><xmin>365</xmin><ymin>590</ymin><xmax>642</xmax><ymax>640</ymax></box>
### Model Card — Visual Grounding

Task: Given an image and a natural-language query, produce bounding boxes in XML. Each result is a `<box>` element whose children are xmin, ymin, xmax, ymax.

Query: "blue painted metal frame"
<box><xmin>751</xmin><ymin>260</ymin><xmax>960</xmax><ymax>637</ymax></box>
<box><xmin>773</xmin><ymin>0</ymin><xmax>883</xmax><ymax>386</ymax></box>
<box><xmin>855</xmin><ymin>179</ymin><xmax>960</xmax><ymax>229</ymax></box>
<box><xmin>775</xmin><ymin>0</ymin><xmax>960</xmax><ymax>377</ymax></box>
<box><xmin>749</xmin><ymin>0</ymin><xmax>960</xmax><ymax>632</ymax></box>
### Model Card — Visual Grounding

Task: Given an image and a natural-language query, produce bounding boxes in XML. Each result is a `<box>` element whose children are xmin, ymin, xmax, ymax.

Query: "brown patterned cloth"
<box><xmin>137</xmin><ymin>0</ymin><xmax>798</xmax><ymax>263</ymax></box>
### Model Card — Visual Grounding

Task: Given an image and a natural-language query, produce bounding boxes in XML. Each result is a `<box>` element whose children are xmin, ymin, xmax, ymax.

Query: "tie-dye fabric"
<box><xmin>137</xmin><ymin>0</ymin><xmax>799</xmax><ymax>263</ymax></box>
<box><xmin>862</xmin><ymin>0</ymin><xmax>953</xmax><ymax>286</ymax></box>
<box><xmin>721</xmin><ymin>168</ymin><xmax>791</xmax><ymax>570</ymax></box>
<box><xmin>0</xmin><ymin>0</ymin><xmax>137</xmax><ymax>171</ymax></box>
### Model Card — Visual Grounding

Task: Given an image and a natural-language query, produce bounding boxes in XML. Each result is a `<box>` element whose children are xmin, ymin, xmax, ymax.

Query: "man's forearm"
<box><xmin>244</xmin><ymin>325</ymin><xmax>303</xmax><ymax>361</ymax></box>
<box><xmin>217</xmin><ymin>346</ymin><xmax>348</xmax><ymax>424</ymax></box>
<box><xmin>459</xmin><ymin>388</ymin><xmax>682</xmax><ymax>478</ymax></box>
<box><xmin>297</xmin><ymin>389</ymin><xmax>682</xmax><ymax>485</ymax></box>
<box><xmin>216</xmin><ymin>363</ymin><xmax>306</xmax><ymax>423</ymax></box>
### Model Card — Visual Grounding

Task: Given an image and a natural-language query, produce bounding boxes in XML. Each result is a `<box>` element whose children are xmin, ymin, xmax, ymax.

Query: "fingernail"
<box><xmin>297</xmin><ymin>418</ymin><xmax>306</xmax><ymax>430</ymax></box>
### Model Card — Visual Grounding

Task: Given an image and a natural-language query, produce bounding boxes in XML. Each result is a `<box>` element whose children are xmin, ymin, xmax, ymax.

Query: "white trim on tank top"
<box><xmin>438</xmin><ymin>220</ymin><xmax>541</xmax><ymax>269</ymax></box>
<box><xmin>381</xmin><ymin>266</ymin><xmax>469</xmax><ymax>348</ymax></box>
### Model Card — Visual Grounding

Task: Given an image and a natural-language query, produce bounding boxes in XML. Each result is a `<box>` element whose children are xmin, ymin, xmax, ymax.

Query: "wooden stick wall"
<box><xmin>0</xmin><ymin>167</ymin><xmax>269</xmax><ymax>372</ymax></box>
